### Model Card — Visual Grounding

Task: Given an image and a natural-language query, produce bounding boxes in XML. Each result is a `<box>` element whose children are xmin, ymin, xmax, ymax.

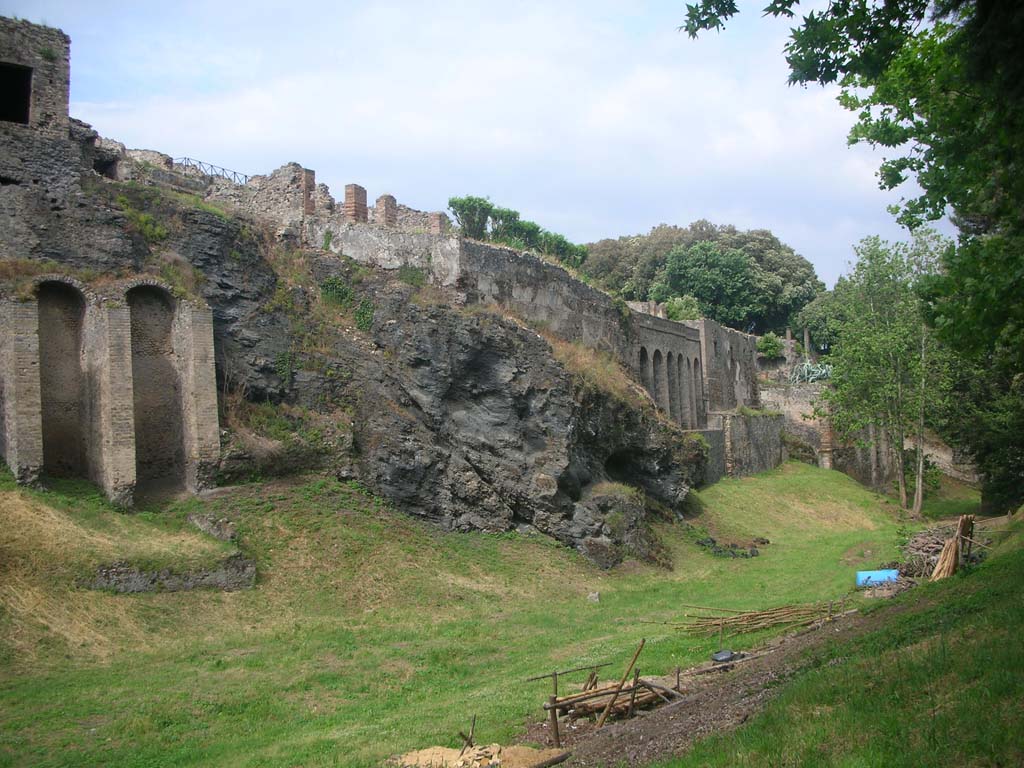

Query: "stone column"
<box><xmin>667</xmin><ymin>352</ymin><xmax>681</xmax><ymax>424</ymax></box>
<box><xmin>0</xmin><ymin>301</ymin><xmax>43</xmax><ymax>484</ymax></box>
<box><xmin>376</xmin><ymin>194</ymin><xmax>397</xmax><ymax>227</ymax></box>
<box><xmin>429</xmin><ymin>212</ymin><xmax>450</xmax><ymax>235</ymax></box>
<box><xmin>83</xmin><ymin>303</ymin><xmax>137</xmax><ymax>506</ymax></box>
<box><xmin>343</xmin><ymin>184</ymin><xmax>368</xmax><ymax>223</ymax></box>
<box><xmin>175</xmin><ymin>305</ymin><xmax>220</xmax><ymax>493</ymax></box>
<box><xmin>301</xmin><ymin>169</ymin><xmax>316</xmax><ymax>215</ymax></box>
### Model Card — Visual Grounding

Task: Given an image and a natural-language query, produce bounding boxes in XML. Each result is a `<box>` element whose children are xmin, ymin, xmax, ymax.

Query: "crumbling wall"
<box><xmin>0</xmin><ymin>18</ymin><xmax>70</xmax><ymax>136</ymax></box>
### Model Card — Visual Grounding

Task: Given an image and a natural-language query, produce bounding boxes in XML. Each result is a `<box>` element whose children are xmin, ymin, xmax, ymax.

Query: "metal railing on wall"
<box><xmin>173</xmin><ymin>157</ymin><xmax>250</xmax><ymax>185</ymax></box>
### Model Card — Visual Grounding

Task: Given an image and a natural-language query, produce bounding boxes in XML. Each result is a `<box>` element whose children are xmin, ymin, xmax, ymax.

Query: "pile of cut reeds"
<box><xmin>677</xmin><ymin>602</ymin><xmax>835</xmax><ymax>636</ymax></box>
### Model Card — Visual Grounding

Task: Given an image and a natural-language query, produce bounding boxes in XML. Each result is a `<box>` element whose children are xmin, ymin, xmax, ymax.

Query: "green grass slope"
<box><xmin>1</xmin><ymin>463</ymin><xmax>914</xmax><ymax>767</ymax></box>
<box><xmin>655</xmin><ymin>518</ymin><xmax>1024</xmax><ymax>768</ymax></box>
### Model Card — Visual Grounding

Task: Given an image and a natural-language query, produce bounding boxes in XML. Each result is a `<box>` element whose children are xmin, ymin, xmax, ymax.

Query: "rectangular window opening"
<box><xmin>0</xmin><ymin>63</ymin><xmax>32</xmax><ymax>125</ymax></box>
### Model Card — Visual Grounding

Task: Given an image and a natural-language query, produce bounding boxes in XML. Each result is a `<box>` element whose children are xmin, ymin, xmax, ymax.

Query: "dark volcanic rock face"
<box><xmin>353</xmin><ymin>292</ymin><xmax>705</xmax><ymax>563</ymax></box>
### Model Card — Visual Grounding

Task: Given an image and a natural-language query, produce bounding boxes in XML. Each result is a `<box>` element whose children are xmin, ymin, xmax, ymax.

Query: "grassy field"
<box><xmin>0</xmin><ymin>462</ymin><xmax>955</xmax><ymax>767</ymax></box>
<box><xmin>655</xmin><ymin>516</ymin><xmax>1024</xmax><ymax>768</ymax></box>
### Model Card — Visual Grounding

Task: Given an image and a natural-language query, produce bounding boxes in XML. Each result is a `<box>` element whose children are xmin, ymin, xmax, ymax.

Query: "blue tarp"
<box><xmin>856</xmin><ymin>569</ymin><xmax>900</xmax><ymax>587</ymax></box>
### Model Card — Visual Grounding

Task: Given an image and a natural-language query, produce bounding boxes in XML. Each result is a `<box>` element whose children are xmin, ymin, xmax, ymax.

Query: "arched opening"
<box><xmin>37</xmin><ymin>281</ymin><xmax>86</xmax><ymax>477</ymax></box>
<box><xmin>128</xmin><ymin>286</ymin><xmax>185</xmax><ymax>492</ymax></box>
<box><xmin>639</xmin><ymin>347</ymin><xmax>652</xmax><ymax>398</ymax></box>
<box><xmin>693</xmin><ymin>357</ymin><xmax>705</xmax><ymax>427</ymax></box>
<box><xmin>667</xmin><ymin>351</ymin><xmax>680</xmax><ymax>424</ymax></box>
<box><xmin>653</xmin><ymin>349</ymin><xmax>669</xmax><ymax>413</ymax></box>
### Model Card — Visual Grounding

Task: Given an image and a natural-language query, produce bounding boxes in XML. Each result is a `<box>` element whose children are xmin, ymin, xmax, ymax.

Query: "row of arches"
<box><xmin>35</xmin><ymin>279</ymin><xmax>185</xmax><ymax>494</ymax></box>
<box><xmin>639</xmin><ymin>346</ymin><xmax>706</xmax><ymax>429</ymax></box>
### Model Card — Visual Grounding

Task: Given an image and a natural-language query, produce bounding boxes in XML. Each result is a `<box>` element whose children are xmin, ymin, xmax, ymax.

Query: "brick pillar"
<box><xmin>376</xmin><ymin>194</ymin><xmax>397</xmax><ymax>227</ymax></box>
<box><xmin>174</xmin><ymin>305</ymin><xmax>220</xmax><ymax>493</ymax></box>
<box><xmin>84</xmin><ymin>303</ymin><xmax>136</xmax><ymax>506</ymax></box>
<box><xmin>0</xmin><ymin>302</ymin><xmax>43</xmax><ymax>484</ymax></box>
<box><xmin>344</xmin><ymin>184</ymin><xmax>368</xmax><ymax>223</ymax></box>
<box><xmin>429</xmin><ymin>212</ymin><xmax>450</xmax><ymax>235</ymax></box>
<box><xmin>301</xmin><ymin>169</ymin><xmax>316</xmax><ymax>215</ymax></box>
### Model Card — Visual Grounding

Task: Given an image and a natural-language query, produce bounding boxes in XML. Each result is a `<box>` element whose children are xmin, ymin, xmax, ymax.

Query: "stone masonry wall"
<box><xmin>722</xmin><ymin>412</ymin><xmax>784</xmax><ymax>477</ymax></box>
<box><xmin>0</xmin><ymin>18</ymin><xmax>70</xmax><ymax>136</ymax></box>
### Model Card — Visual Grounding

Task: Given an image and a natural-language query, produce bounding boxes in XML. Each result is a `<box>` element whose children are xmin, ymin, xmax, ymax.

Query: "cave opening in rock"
<box><xmin>604</xmin><ymin>451</ymin><xmax>634</xmax><ymax>483</ymax></box>
<box><xmin>37</xmin><ymin>281</ymin><xmax>86</xmax><ymax>477</ymax></box>
<box><xmin>0</xmin><ymin>63</ymin><xmax>32</xmax><ymax>124</ymax></box>
<box><xmin>128</xmin><ymin>285</ymin><xmax>185</xmax><ymax>492</ymax></box>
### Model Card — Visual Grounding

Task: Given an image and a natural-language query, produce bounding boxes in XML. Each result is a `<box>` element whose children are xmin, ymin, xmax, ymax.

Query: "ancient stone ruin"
<box><xmin>0</xmin><ymin>17</ymin><xmax>782</xmax><ymax>556</ymax></box>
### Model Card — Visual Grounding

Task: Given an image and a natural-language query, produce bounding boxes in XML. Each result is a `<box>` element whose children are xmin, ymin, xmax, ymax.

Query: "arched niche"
<box><xmin>37</xmin><ymin>280</ymin><xmax>86</xmax><ymax>477</ymax></box>
<box><xmin>127</xmin><ymin>285</ymin><xmax>185</xmax><ymax>492</ymax></box>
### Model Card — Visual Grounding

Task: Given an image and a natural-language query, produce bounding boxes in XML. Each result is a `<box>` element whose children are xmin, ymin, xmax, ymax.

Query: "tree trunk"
<box><xmin>868</xmin><ymin>422</ymin><xmax>879</xmax><ymax>489</ymax></box>
<box><xmin>911</xmin><ymin>325</ymin><xmax>927</xmax><ymax>516</ymax></box>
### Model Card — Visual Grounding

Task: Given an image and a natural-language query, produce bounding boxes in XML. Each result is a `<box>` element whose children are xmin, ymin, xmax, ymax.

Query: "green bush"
<box><xmin>665</xmin><ymin>295</ymin><xmax>701</xmax><ymax>321</ymax></box>
<box><xmin>397</xmin><ymin>265</ymin><xmax>426</xmax><ymax>287</ymax></box>
<box><xmin>757</xmin><ymin>331</ymin><xmax>785</xmax><ymax>359</ymax></box>
<box><xmin>354</xmin><ymin>299</ymin><xmax>375</xmax><ymax>331</ymax></box>
<box><xmin>320</xmin><ymin>276</ymin><xmax>353</xmax><ymax>307</ymax></box>
<box><xmin>116</xmin><ymin>195</ymin><xmax>167</xmax><ymax>244</ymax></box>
<box><xmin>322</xmin><ymin>230</ymin><xmax>333</xmax><ymax>251</ymax></box>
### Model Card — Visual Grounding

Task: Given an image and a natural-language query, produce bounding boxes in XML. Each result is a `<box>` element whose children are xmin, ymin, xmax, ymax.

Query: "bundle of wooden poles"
<box><xmin>544</xmin><ymin>673</ymin><xmax>680</xmax><ymax>721</ymax></box>
<box><xmin>676</xmin><ymin>602</ymin><xmax>835</xmax><ymax>637</ymax></box>
<box><xmin>930</xmin><ymin>514</ymin><xmax>975</xmax><ymax>581</ymax></box>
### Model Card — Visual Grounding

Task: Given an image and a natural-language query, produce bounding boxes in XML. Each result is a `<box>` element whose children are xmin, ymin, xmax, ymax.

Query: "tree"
<box><xmin>583</xmin><ymin>221</ymin><xmax>822</xmax><ymax>332</ymax></box>
<box><xmin>448</xmin><ymin>196</ymin><xmax>492</xmax><ymax>241</ymax></box>
<box><xmin>661</xmin><ymin>241</ymin><xmax>764</xmax><ymax>330</ymax></box>
<box><xmin>824</xmin><ymin>233</ymin><xmax>950</xmax><ymax>513</ymax></box>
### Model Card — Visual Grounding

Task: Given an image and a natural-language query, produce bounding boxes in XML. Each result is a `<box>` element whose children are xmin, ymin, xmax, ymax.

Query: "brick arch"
<box><xmin>36</xmin><ymin>279</ymin><xmax>87</xmax><ymax>478</ymax></box>
<box><xmin>127</xmin><ymin>284</ymin><xmax>185</xmax><ymax>493</ymax></box>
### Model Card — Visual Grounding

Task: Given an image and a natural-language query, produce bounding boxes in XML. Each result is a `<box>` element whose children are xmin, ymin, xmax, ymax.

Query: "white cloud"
<box><xmin>8</xmin><ymin>0</ymin><xmax>936</xmax><ymax>287</ymax></box>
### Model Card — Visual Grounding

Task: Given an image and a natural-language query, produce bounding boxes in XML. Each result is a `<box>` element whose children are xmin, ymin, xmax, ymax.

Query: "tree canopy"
<box><xmin>584</xmin><ymin>221</ymin><xmax>822</xmax><ymax>334</ymax></box>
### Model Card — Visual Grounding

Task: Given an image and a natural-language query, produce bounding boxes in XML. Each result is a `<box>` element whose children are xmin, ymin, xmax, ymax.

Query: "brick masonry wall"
<box><xmin>0</xmin><ymin>301</ymin><xmax>43</xmax><ymax>483</ymax></box>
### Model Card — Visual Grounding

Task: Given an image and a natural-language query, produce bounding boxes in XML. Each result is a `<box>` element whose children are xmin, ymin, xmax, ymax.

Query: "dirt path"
<box><xmin>522</xmin><ymin>611</ymin><xmax>879</xmax><ymax>767</ymax></box>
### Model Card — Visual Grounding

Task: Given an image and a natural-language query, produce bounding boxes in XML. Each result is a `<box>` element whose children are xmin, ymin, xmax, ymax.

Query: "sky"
<box><xmin>4</xmin><ymin>0</ymin><xmax>938</xmax><ymax>287</ymax></box>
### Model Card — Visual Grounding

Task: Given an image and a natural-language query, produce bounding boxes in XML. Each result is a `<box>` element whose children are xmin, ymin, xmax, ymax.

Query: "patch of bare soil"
<box><xmin>521</xmin><ymin>611</ymin><xmax>884</xmax><ymax>767</ymax></box>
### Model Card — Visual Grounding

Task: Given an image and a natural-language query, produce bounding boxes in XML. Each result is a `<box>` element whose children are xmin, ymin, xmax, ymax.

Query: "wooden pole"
<box><xmin>626</xmin><ymin>669</ymin><xmax>640</xmax><ymax>718</ymax></box>
<box><xmin>596</xmin><ymin>639</ymin><xmax>645</xmax><ymax>729</ymax></box>
<box><xmin>552</xmin><ymin>670</ymin><xmax>558</xmax><ymax>698</ymax></box>
<box><xmin>718</xmin><ymin>619</ymin><xmax>724</xmax><ymax>650</ymax></box>
<box><xmin>548</xmin><ymin>696</ymin><xmax>561</xmax><ymax>748</ymax></box>
<box><xmin>675</xmin><ymin>666</ymin><xmax>681</xmax><ymax>692</ymax></box>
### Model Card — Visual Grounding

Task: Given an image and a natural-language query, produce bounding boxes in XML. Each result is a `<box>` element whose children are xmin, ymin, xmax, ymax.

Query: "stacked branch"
<box><xmin>678</xmin><ymin>603</ymin><xmax>833</xmax><ymax>636</ymax></box>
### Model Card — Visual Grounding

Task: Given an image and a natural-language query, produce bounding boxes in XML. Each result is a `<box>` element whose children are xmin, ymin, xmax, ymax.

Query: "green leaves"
<box><xmin>447</xmin><ymin>195</ymin><xmax>587</xmax><ymax>267</ymax></box>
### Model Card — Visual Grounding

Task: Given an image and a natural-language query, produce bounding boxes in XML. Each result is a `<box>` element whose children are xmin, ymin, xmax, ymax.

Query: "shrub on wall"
<box><xmin>448</xmin><ymin>195</ymin><xmax>588</xmax><ymax>268</ymax></box>
<box><xmin>757</xmin><ymin>331</ymin><xmax>785</xmax><ymax>359</ymax></box>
